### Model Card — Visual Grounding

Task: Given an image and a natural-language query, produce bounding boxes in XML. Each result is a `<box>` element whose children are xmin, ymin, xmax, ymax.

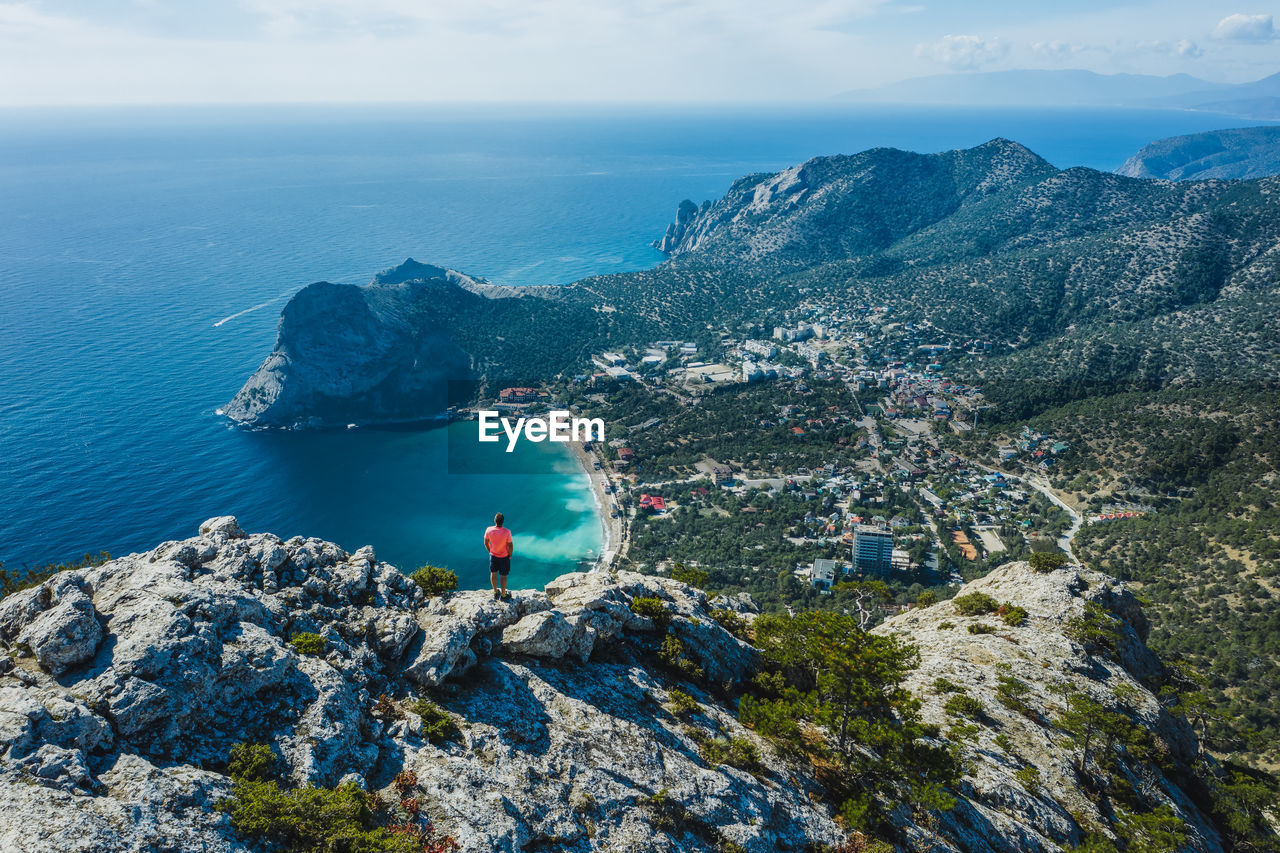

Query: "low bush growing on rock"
<box><xmin>684</xmin><ymin>726</ymin><xmax>763</xmax><ymax>775</ymax></box>
<box><xmin>658</xmin><ymin>634</ymin><xmax>704</xmax><ymax>680</ymax></box>
<box><xmin>669</xmin><ymin>562</ymin><xmax>709</xmax><ymax>589</ymax></box>
<box><xmin>410</xmin><ymin>564</ymin><xmax>457</xmax><ymax>598</ymax></box>
<box><xmin>630</xmin><ymin>595</ymin><xmax>672</xmax><ymax>630</ymax></box>
<box><xmin>1015</xmin><ymin>765</ymin><xmax>1042</xmax><ymax>794</ymax></box>
<box><xmin>996</xmin><ymin>675</ymin><xmax>1034</xmax><ymax>717</ymax></box>
<box><xmin>412</xmin><ymin>698</ymin><xmax>459</xmax><ymax>744</ymax></box>
<box><xmin>0</xmin><ymin>551</ymin><xmax>111</xmax><ymax>600</ymax></box>
<box><xmin>227</xmin><ymin>742</ymin><xmax>277</xmax><ymax>782</ymax></box>
<box><xmin>999</xmin><ymin>605</ymin><xmax>1029</xmax><ymax>627</ymax></box>
<box><xmin>220</xmin><ymin>745</ymin><xmax>459</xmax><ymax>853</ymax></box>
<box><xmin>937</xmin><ymin>620</ymin><xmax>955</xmax><ymax>630</ymax></box>
<box><xmin>1066</xmin><ymin>602</ymin><xmax>1122</xmax><ymax>657</ymax></box>
<box><xmin>1029</xmin><ymin>552</ymin><xmax>1068</xmax><ymax>573</ymax></box>
<box><xmin>943</xmin><ymin>694</ymin><xmax>985</xmax><ymax>720</ymax></box>
<box><xmin>290</xmin><ymin>632</ymin><xmax>326</xmax><ymax>656</ymax></box>
<box><xmin>666</xmin><ymin>688</ymin><xmax>700</xmax><ymax>718</ymax></box>
<box><xmin>643</xmin><ymin>787</ymin><xmax>694</xmax><ymax>834</ymax></box>
<box><xmin>967</xmin><ymin>623</ymin><xmax>996</xmax><ymax>635</ymax></box>
<box><xmin>932</xmin><ymin>677</ymin><xmax>964</xmax><ymax>694</ymax></box>
<box><xmin>710</xmin><ymin>608</ymin><xmax>750</xmax><ymax>640</ymax></box>
<box><xmin>915</xmin><ymin>590</ymin><xmax>938</xmax><ymax>607</ymax></box>
<box><xmin>952</xmin><ymin>592</ymin><xmax>999</xmax><ymax>616</ymax></box>
<box><xmin>373</xmin><ymin>694</ymin><xmax>405</xmax><ymax>720</ymax></box>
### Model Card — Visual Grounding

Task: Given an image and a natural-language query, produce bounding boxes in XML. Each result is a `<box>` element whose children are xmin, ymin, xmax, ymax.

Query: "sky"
<box><xmin>0</xmin><ymin>1</ymin><xmax>1277</xmax><ymax>105</ymax></box>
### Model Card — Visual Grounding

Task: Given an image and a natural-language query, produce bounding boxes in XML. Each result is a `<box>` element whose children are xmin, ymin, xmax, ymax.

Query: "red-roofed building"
<box><xmin>499</xmin><ymin>387</ymin><xmax>545</xmax><ymax>402</ymax></box>
<box><xmin>639</xmin><ymin>494</ymin><xmax>667</xmax><ymax>513</ymax></box>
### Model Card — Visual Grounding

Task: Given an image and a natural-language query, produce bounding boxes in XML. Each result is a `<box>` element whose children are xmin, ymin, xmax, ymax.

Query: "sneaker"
<box><xmin>492</xmin><ymin>589</ymin><xmax>500</xmax><ymax>600</ymax></box>
<box><xmin>501</xmin><ymin>591</ymin><xmax>512</xmax><ymax>601</ymax></box>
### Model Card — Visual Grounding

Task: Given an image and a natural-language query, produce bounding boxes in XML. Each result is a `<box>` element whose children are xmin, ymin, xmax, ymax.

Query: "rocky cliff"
<box><xmin>0</xmin><ymin>520</ymin><xmax>1250</xmax><ymax>852</ymax></box>
<box><xmin>875</xmin><ymin>562</ymin><xmax>1225</xmax><ymax>853</ymax></box>
<box><xmin>0</xmin><ymin>518</ymin><xmax>836</xmax><ymax>853</ymax></box>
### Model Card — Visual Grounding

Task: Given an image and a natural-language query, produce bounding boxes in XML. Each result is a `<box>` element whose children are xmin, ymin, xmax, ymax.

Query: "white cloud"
<box><xmin>914</xmin><ymin>34</ymin><xmax>1007</xmax><ymax>70</ymax></box>
<box><xmin>1212</xmin><ymin>13</ymin><xmax>1276</xmax><ymax>41</ymax></box>
<box><xmin>1030</xmin><ymin>40</ymin><xmax>1087</xmax><ymax>60</ymax></box>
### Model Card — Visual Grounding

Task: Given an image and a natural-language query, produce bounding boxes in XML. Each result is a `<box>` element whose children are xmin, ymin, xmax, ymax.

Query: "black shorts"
<box><xmin>489</xmin><ymin>554</ymin><xmax>511</xmax><ymax>576</ymax></box>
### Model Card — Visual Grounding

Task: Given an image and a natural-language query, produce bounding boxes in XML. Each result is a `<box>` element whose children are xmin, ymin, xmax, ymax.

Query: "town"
<box><xmin>461</xmin><ymin>302</ymin><xmax>1081</xmax><ymax>615</ymax></box>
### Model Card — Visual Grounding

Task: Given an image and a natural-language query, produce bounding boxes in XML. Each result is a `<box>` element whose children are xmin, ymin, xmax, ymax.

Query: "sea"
<box><xmin>0</xmin><ymin>102</ymin><xmax>1270</xmax><ymax>589</ymax></box>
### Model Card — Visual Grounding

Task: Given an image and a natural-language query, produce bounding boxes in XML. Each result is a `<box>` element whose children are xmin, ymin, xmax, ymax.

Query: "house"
<box><xmin>498</xmin><ymin>387</ymin><xmax>544</xmax><ymax>403</ymax></box>
<box><xmin>638</xmin><ymin>494</ymin><xmax>667</xmax><ymax>514</ymax></box>
<box><xmin>712</xmin><ymin>466</ymin><xmax>734</xmax><ymax>486</ymax></box>
<box><xmin>811</xmin><ymin>558</ymin><xmax>838</xmax><ymax>591</ymax></box>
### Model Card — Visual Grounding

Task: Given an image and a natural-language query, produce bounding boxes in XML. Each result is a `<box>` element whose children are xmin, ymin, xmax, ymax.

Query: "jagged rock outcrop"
<box><xmin>0</xmin><ymin>519</ymin><xmax>832</xmax><ymax>853</ymax></box>
<box><xmin>877</xmin><ymin>561</ymin><xmax>1222</xmax><ymax>853</ymax></box>
<box><xmin>653</xmin><ymin>198</ymin><xmax>709</xmax><ymax>253</ymax></box>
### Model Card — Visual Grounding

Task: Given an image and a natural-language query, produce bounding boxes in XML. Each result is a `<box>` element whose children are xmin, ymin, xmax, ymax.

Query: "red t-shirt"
<box><xmin>484</xmin><ymin>525</ymin><xmax>513</xmax><ymax>557</ymax></box>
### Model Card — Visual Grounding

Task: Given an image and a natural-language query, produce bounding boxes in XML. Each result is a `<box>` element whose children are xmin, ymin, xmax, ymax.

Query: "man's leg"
<box><xmin>490</xmin><ymin>570</ymin><xmax>499</xmax><ymax>592</ymax></box>
<box><xmin>500</xmin><ymin>572</ymin><xmax>508</xmax><ymax>595</ymax></box>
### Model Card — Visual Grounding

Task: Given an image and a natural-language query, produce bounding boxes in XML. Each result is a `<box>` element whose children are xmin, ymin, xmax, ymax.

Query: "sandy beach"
<box><xmin>569</xmin><ymin>441</ymin><xmax>626</xmax><ymax>569</ymax></box>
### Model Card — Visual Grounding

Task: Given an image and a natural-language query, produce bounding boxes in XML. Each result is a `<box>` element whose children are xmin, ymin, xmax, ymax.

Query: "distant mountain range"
<box><xmin>1118</xmin><ymin>125</ymin><xmax>1280</xmax><ymax>180</ymax></box>
<box><xmin>839</xmin><ymin>69</ymin><xmax>1280</xmax><ymax>119</ymax></box>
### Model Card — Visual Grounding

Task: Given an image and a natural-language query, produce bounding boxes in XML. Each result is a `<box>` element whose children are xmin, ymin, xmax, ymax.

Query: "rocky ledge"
<box><xmin>0</xmin><ymin>521</ymin><xmax>1239</xmax><ymax>853</ymax></box>
<box><xmin>0</xmin><ymin>518</ymin><xmax>834</xmax><ymax>853</ymax></box>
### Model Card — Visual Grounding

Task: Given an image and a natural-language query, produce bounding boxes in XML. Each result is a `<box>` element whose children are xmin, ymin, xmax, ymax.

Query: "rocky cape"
<box><xmin>0</xmin><ymin>519</ymin><xmax>1236</xmax><ymax>852</ymax></box>
<box><xmin>1117</xmin><ymin>125</ymin><xmax>1280</xmax><ymax>181</ymax></box>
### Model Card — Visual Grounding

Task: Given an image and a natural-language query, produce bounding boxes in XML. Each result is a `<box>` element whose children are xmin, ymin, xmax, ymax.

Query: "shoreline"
<box><xmin>568</xmin><ymin>440</ymin><xmax>625</xmax><ymax>570</ymax></box>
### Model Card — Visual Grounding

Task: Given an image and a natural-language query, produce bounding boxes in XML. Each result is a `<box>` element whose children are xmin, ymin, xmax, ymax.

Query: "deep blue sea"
<box><xmin>0</xmin><ymin>103</ymin><xmax>1270</xmax><ymax>587</ymax></box>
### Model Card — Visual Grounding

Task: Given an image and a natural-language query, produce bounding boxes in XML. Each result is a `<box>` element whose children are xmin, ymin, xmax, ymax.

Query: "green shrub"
<box><xmin>228</xmin><ymin>743</ymin><xmax>276</xmax><ymax>782</ymax></box>
<box><xmin>658</xmin><ymin>634</ymin><xmax>704</xmax><ymax>680</ymax></box>
<box><xmin>220</xmin><ymin>777</ymin><xmax>451</xmax><ymax>853</ymax></box>
<box><xmin>1029</xmin><ymin>552</ymin><xmax>1068</xmax><ymax>573</ymax></box>
<box><xmin>666</xmin><ymin>688</ymin><xmax>700</xmax><ymax>718</ymax></box>
<box><xmin>916</xmin><ymin>590</ymin><xmax>938</xmax><ymax>607</ymax></box>
<box><xmin>0</xmin><ymin>551</ymin><xmax>112</xmax><ymax>600</ymax></box>
<box><xmin>937</xmin><ymin>620</ymin><xmax>956</xmax><ymax>630</ymax></box>
<box><xmin>1066</xmin><ymin>602</ymin><xmax>1122</xmax><ymax>655</ymax></box>
<box><xmin>411</xmin><ymin>698</ymin><xmax>459</xmax><ymax>744</ymax></box>
<box><xmin>630</xmin><ymin>596</ymin><xmax>672</xmax><ymax>630</ymax></box>
<box><xmin>1000</xmin><ymin>605</ymin><xmax>1029</xmax><ymax>627</ymax></box>
<box><xmin>643</xmin><ymin>787</ymin><xmax>692</xmax><ymax>834</ymax></box>
<box><xmin>944</xmin><ymin>693</ymin><xmax>985</xmax><ymax>719</ymax></box>
<box><xmin>289</xmin><ymin>632</ymin><xmax>326</xmax><ymax>656</ymax></box>
<box><xmin>670</xmin><ymin>563</ymin><xmax>709</xmax><ymax>589</ymax></box>
<box><xmin>1016</xmin><ymin>765</ymin><xmax>1042</xmax><ymax>794</ymax></box>
<box><xmin>410</xmin><ymin>564</ymin><xmax>457</xmax><ymax>597</ymax></box>
<box><xmin>933</xmin><ymin>677</ymin><xmax>964</xmax><ymax>694</ymax></box>
<box><xmin>709</xmin><ymin>608</ymin><xmax>749</xmax><ymax>639</ymax></box>
<box><xmin>953</xmin><ymin>592</ymin><xmax>999</xmax><ymax>616</ymax></box>
<box><xmin>968</xmin><ymin>623</ymin><xmax>996</xmax><ymax>635</ymax></box>
<box><xmin>996</xmin><ymin>675</ymin><xmax>1033</xmax><ymax>716</ymax></box>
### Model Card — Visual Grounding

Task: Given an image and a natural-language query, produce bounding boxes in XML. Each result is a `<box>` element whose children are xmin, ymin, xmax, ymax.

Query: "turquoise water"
<box><xmin>0</xmin><ymin>103</ymin><xmax>1270</xmax><ymax>586</ymax></box>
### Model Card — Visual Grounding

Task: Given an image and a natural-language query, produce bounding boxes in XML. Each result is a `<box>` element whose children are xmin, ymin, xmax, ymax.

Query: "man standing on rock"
<box><xmin>484</xmin><ymin>512</ymin><xmax>514</xmax><ymax>601</ymax></box>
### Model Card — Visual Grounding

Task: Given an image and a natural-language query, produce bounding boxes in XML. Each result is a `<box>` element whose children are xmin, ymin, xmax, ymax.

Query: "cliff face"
<box><xmin>0</xmin><ymin>520</ymin><xmax>1239</xmax><ymax>853</ymax></box>
<box><xmin>877</xmin><ymin>562</ymin><xmax>1221</xmax><ymax>853</ymax></box>
<box><xmin>0</xmin><ymin>519</ymin><xmax>835</xmax><ymax>853</ymax></box>
<box><xmin>224</xmin><ymin>263</ymin><xmax>515</xmax><ymax>429</ymax></box>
